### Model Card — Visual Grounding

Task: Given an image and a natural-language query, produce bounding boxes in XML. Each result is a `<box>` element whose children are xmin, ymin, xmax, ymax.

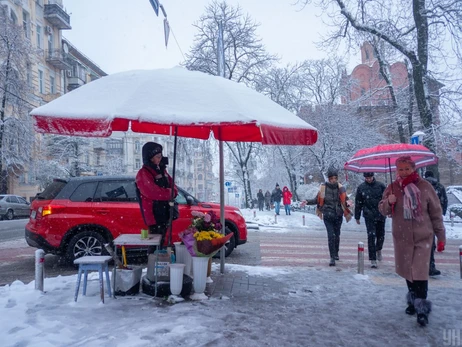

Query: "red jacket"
<box><xmin>282</xmin><ymin>186</ymin><xmax>292</xmax><ymax>205</ymax></box>
<box><xmin>136</xmin><ymin>165</ymin><xmax>178</xmax><ymax>226</ymax></box>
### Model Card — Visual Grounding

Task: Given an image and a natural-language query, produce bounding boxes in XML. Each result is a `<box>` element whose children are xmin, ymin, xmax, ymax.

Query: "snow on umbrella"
<box><xmin>30</xmin><ymin>67</ymin><xmax>318</xmax><ymax>257</ymax></box>
<box><xmin>30</xmin><ymin>67</ymin><xmax>318</xmax><ymax>145</ymax></box>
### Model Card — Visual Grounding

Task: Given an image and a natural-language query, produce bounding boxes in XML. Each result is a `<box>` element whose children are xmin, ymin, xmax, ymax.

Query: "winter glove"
<box><xmin>437</xmin><ymin>241</ymin><xmax>445</xmax><ymax>252</ymax></box>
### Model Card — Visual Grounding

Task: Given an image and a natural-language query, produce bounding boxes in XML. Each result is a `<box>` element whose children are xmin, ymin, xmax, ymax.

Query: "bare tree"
<box><xmin>184</xmin><ymin>0</ymin><xmax>277</xmax><ymax>207</ymax></box>
<box><xmin>45</xmin><ymin>135</ymin><xmax>91</xmax><ymax>177</ymax></box>
<box><xmin>0</xmin><ymin>7</ymin><xmax>36</xmax><ymax>193</ymax></box>
<box><xmin>299</xmin><ymin>0</ymin><xmax>462</xmax><ymax>157</ymax></box>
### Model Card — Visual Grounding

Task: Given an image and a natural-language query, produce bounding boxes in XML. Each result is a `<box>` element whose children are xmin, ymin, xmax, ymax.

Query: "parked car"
<box><xmin>0</xmin><ymin>194</ymin><xmax>30</xmax><ymax>220</ymax></box>
<box><xmin>25</xmin><ymin>176</ymin><xmax>247</xmax><ymax>263</ymax></box>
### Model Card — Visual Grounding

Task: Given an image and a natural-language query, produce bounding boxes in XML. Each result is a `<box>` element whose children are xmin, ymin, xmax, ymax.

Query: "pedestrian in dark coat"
<box><xmin>354</xmin><ymin>172</ymin><xmax>386</xmax><ymax>268</ymax></box>
<box><xmin>257</xmin><ymin>189</ymin><xmax>265</xmax><ymax>211</ymax></box>
<box><xmin>282</xmin><ymin>186</ymin><xmax>293</xmax><ymax>215</ymax></box>
<box><xmin>136</xmin><ymin>142</ymin><xmax>178</xmax><ymax>249</ymax></box>
<box><xmin>313</xmin><ymin>167</ymin><xmax>353</xmax><ymax>267</ymax></box>
<box><xmin>424</xmin><ymin>171</ymin><xmax>448</xmax><ymax>276</ymax></box>
<box><xmin>379</xmin><ymin>156</ymin><xmax>445</xmax><ymax>327</ymax></box>
<box><xmin>271</xmin><ymin>183</ymin><xmax>283</xmax><ymax>215</ymax></box>
<box><xmin>264</xmin><ymin>190</ymin><xmax>271</xmax><ymax>210</ymax></box>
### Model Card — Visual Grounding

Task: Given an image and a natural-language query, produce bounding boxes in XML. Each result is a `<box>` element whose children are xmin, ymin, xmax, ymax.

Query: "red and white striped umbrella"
<box><xmin>344</xmin><ymin>143</ymin><xmax>438</xmax><ymax>173</ymax></box>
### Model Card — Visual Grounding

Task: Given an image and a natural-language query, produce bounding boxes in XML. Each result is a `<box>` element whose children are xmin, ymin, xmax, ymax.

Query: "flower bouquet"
<box><xmin>179</xmin><ymin>211</ymin><xmax>233</xmax><ymax>258</ymax></box>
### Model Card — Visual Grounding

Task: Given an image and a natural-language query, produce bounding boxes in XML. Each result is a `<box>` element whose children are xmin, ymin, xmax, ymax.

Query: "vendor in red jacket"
<box><xmin>136</xmin><ymin>142</ymin><xmax>178</xmax><ymax>248</ymax></box>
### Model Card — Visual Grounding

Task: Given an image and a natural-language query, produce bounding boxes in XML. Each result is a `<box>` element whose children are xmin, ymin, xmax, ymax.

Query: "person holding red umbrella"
<box><xmin>379</xmin><ymin>156</ymin><xmax>445</xmax><ymax>327</ymax></box>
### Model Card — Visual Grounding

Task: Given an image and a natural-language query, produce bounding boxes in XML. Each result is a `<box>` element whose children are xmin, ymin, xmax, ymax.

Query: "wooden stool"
<box><xmin>74</xmin><ymin>256</ymin><xmax>112</xmax><ymax>303</ymax></box>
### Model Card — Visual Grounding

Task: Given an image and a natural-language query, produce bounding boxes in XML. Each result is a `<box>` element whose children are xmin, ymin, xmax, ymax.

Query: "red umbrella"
<box><xmin>30</xmin><ymin>67</ymin><xmax>318</xmax><ymax>270</ymax></box>
<box><xmin>344</xmin><ymin>143</ymin><xmax>438</xmax><ymax>175</ymax></box>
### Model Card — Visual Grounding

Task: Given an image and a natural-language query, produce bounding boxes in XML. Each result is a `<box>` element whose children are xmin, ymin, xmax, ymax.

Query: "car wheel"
<box><xmin>66</xmin><ymin>230</ymin><xmax>108</xmax><ymax>264</ymax></box>
<box><xmin>5</xmin><ymin>209</ymin><xmax>14</xmax><ymax>220</ymax></box>
<box><xmin>213</xmin><ymin>227</ymin><xmax>236</xmax><ymax>258</ymax></box>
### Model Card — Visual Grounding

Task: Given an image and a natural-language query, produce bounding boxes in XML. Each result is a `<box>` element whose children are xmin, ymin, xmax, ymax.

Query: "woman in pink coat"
<box><xmin>282</xmin><ymin>186</ymin><xmax>293</xmax><ymax>215</ymax></box>
<box><xmin>379</xmin><ymin>156</ymin><xmax>445</xmax><ymax>327</ymax></box>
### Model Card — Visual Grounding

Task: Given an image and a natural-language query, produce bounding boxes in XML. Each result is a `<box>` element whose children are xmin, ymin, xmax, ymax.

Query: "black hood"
<box><xmin>142</xmin><ymin>142</ymin><xmax>162</xmax><ymax>165</ymax></box>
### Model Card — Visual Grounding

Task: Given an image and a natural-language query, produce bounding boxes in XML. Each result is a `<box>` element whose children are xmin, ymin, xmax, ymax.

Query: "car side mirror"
<box><xmin>186</xmin><ymin>196</ymin><xmax>194</xmax><ymax>205</ymax></box>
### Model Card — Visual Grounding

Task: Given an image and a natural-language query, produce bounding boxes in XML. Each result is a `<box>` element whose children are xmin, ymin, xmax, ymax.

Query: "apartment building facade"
<box><xmin>1</xmin><ymin>0</ymin><xmax>108</xmax><ymax>200</ymax></box>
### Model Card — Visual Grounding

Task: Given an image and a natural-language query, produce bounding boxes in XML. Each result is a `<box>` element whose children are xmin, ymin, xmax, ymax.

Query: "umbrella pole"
<box><xmin>167</xmin><ymin>126</ymin><xmax>178</xmax><ymax>253</ymax></box>
<box><xmin>219</xmin><ymin>137</ymin><xmax>225</xmax><ymax>274</ymax></box>
<box><xmin>388</xmin><ymin>157</ymin><xmax>393</xmax><ymax>193</ymax></box>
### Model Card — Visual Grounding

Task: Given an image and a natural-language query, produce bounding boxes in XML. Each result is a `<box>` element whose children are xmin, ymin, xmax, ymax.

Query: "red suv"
<box><xmin>26</xmin><ymin>176</ymin><xmax>247</xmax><ymax>263</ymax></box>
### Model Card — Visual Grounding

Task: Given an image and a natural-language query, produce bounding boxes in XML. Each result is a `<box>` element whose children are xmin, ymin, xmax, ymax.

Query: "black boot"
<box><xmin>429</xmin><ymin>266</ymin><xmax>441</xmax><ymax>276</ymax></box>
<box><xmin>405</xmin><ymin>291</ymin><xmax>416</xmax><ymax>315</ymax></box>
<box><xmin>329</xmin><ymin>258</ymin><xmax>336</xmax><ymax>266</ymax></box>
<box><xmin>414</xmin><ymin>298</ymin><xmax>432</xmax><ymax>327</ymax></box>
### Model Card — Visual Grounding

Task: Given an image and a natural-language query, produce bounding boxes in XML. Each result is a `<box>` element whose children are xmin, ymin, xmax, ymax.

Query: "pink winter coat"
<box><xmin>282</xmin><ymin>186</ymin><xmax>292</xmax><ymax>205</ymax></box>
<box><xmin>378</xmin><ymin>177</ymin><xmax>445</xmax><ymax>282</ymax></box>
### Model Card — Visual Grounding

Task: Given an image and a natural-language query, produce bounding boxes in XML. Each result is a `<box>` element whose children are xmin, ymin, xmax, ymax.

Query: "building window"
<box><xmin>22</xmin><ymin>11</ymin><xmax>30</xmax><ymax>38</ymax></box>
<box><xmin>36</xmin><ymin>25</ymin><xmax>42</xmax><ymax>48</ymax></box>
<box><xmin>198</xmin><ymin>174</ymin><xmax>203</xmax><ymax>180</ymax></box>
<box><xmin>85</xmin><ymin>153</ymin><xmax>90</xmax><ymax>165</ymax></box>
<box><xmin>96</xmin><ymin>153</ymin><xmax>101</xmax><ymax>166</ymax></box>
<box><xmin>48</xmin><ymin>32</ymin><xmax>53</xmax><ymax>51</ymax></box>
<box><xmin>50</xmin><ymin>76</ymin><xmax>55</xmax><ymax>94</ymax></box>
<box><xmin>135</xmin><ymin>159</ymin><xmax>141</xmax><ymax>169</ymax></box>
<box><xmin>11</xmin><ymin>11</ymin><xmax>18</xmax><ymax>24</ymax></box>
<box><xmin>26</xmin><ymin>63</ymin><xmax>32</xmax><ymax>87</ymax></box>
<box><xmin>135</xmin><ymin>140</ymin><xmax>141</xmax><ymax>153</ymax></box>
<box><xmin>38</xmin><ymin>69</ymin><xmax>44</xmax><ymax>93</ymax></box>
<box><xmin>19</xmin><ymin>174</ymin><xmax>26</xmax><ymax>184</ymax></box>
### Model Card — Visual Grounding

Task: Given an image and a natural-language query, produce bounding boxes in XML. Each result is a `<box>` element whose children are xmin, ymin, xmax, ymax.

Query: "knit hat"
<box><xmin>142</xmin><ymin>142</ymin><xmax>163</xmax><ymax>165</ymax></box>
<box><xmin>363</xmin><ymin>172</ymin><xmax>374</xmax><ymax>178</ymax></box>
<box><xmin>424</xmin><ymin>171</ymin><xmax>434</xmax><ymax>178</ymax></box>
<box><xmin>275</xmin><ymin>183</ymin><xmax>280</xmax><ymax>187</ymax></box>
<box><xmin>327</xmin><ymin>167</ymin><xmax>338</xmax><ymax>178</ymax></box>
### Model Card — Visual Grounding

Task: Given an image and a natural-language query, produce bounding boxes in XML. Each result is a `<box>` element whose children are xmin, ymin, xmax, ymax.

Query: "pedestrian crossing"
<box><xmin>258</xmin><ymin>230</ymin><xmax>462</xmax><ymax>274</ymax></box>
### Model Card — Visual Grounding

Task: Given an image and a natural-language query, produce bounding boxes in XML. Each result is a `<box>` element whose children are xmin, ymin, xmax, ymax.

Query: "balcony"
<box><xmin>44</xmin><ymin>3</ymin><xmax>71</xmax><ymax>30</ymax></box>
<box><xmin>45</xmin><ymin>49</ymin><xmax>72</xmax><ymax>70</ymax></box>
<box><xmin>67</xmin><ymin>76</ymin><xmax>85</xmax><ymax>91</ymax></box>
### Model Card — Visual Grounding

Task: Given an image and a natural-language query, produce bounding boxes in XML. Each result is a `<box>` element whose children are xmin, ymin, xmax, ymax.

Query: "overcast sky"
<box><xmin>62</xmin><ymin>0</ymin><xmax>357</xmax><ymax>75</ymax></box>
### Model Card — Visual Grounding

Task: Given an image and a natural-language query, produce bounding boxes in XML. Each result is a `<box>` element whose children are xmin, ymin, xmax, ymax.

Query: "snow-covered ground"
<box><xmin>1</xmin><ymin>209</ymin><xmax>461</xmax><ymax>347</ymax></box>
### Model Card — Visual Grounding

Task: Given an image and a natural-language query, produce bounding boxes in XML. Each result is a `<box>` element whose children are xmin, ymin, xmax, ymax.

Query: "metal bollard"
<box><xmin>451</xmin><ymin>212</ymin><xmax>454</xmax><ymax>227</ymax></box>
<box><xmin>275</xmin><ymin>214</ymin><xmax>277</xmax><ymax>224</ymax></box>
<box><xmin>302</xmin><ymin>215</ymin><xmax>305</xmax><ymax>226</ymax></box>
<box><xmin>253</xmin><ymin>210</ymin><xmax>256</xmax><ymax>218</ymax></box>
<box><xmin>35</xmin><ymin>249</ymin><xmax>45</xmax><ymax>292</ymax></box>
<box><xmin>460</xmin><ymin>246</ymin><xmax>462</xmax><ymax>280</ymax></box>
<box><xmin>358</xmin><ymin>242</ymin><xmax>364</xmax><ymax>275</ymax></box>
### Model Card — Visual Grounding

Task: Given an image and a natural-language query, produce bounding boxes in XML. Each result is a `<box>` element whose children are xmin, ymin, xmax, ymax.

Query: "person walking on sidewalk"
<box><xmin>257</xmin><ymin>189</ymin><xmax>265</xmax><ymax>211</ymax></box>
<box><xmin>282</xmin><ymin>186</ymin><xmax>293</xmax><ymax>215</ymax></box>
<box><xmin>424</xmin><ymin>171</ymin><xmax>448</xmax><ymax>276</ymax></box>
<box><xmin>271</xmin><ymin>183</ymin><xmax>283</xmax><ymax>215</ymax></box>
<box><xmin>379</xmin><ymin>156</ymin><xmax>445</xmax><ymax>327</ymax></box>
<box><xmin>354</xmin><ymin>172</ymin><xmax>386</xmax><ymax>269</ymax></box>
<box><xmin>310</xmin><ymin>167</ymin><xmax>353</xmax><ymax>267</ymax></box>
<box><xmin>264</xmin><ymin>190</ymin><xmax>272</xmax><ymax>211</ymax></box>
